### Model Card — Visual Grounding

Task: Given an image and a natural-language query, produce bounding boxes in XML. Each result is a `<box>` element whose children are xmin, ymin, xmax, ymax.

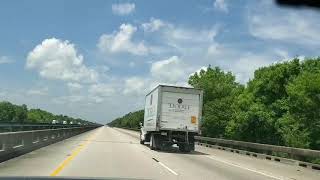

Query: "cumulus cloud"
<box><xmin>141</xmin><ymin>18</ymin><xmax>166</xmax><ymax>32</ymax></box>
<box><xmin>140</xmin><ymin>17</ymin><xmax>218</xmax><ymax>45</ymax></box>
<box><xmin>123</xmin><ymin>77</ymin><xmax>146</xmax><ymax>95</ymax></box>
<box><xmin>98</xmin><ymin>24</ymin><xmax>148</xmax><ymax>55</ymax></box>
<box><xmin>26</xmin><ymin>87</ymin><xmax>49</xmax><ymax>96</ymax></box>
<box><xmin>165</xmin><ymin>26</ymin><xmax>218</xmax><ymax>44</ymax></box>
<box><xmin>190</xmin><ymin>66</ymin><xmax>208</xmax><ymax>77</ymax></box>
<box><xmin>120</xmin><ymin>56</ymin><xmax>196</xmax><ymax>96</ymax></box>
<box><xmin>112</xmin><ymin>3</ymin><xmax>135</xmax><ymax>16</ymax></box>
<box><xmin>88</xmin><ymin>83</ymin><xmax>115</xmax><ymax>98</ymax></box>
<box><xmin>232</xmin><ymin>53</ymin><xmax>272</xmax><ymax>83</ymax></box>
<box><xmin>150</xmin><ymin>56</ymin><xmax>190</xmax><ymax>83</ymax></box>
<box><xmin>67</xmin><ymin>82</ymin><xmax>83</xmax><ymax>92</ymax></box>
<box><xmin>26</xmin><ymin>38</ymin><xmax>98</xmax><ymax>83</ymax></box>
<box><xmin>214</xmin><ymin>0</ymin><xmax>228</xmax><ymax>13</ymax></box>
<box><xmin>0</xmin><ymin>56</ymin><xmax>14</xmax><ymax>64</ymax></box>
<box><xmin>248</xmin><ymin>2</ymin><xmax>320</xmax><ymax>46</ymax></box>
<box><xmin>53</xmin><ymin>95</ymin><xmax>85</xmax><ymax>104</ymax></box>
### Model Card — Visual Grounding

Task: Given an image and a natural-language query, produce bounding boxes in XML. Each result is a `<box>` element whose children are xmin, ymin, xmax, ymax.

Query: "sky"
<box><xmin>0</xmin><ymin>0</ymin><xmax>319</xmax><ymax>124</ymax></box>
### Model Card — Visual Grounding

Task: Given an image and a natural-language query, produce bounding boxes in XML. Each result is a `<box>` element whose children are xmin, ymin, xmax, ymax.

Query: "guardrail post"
<box><xmin>0</xmin><ymin>134</ymin><xmax>12</xmax><ymax>152</ymax></box>
<box><xmin>23</xmin><ymin>132</ymin><xmax>33</xmax><ymax>148</ymax></box>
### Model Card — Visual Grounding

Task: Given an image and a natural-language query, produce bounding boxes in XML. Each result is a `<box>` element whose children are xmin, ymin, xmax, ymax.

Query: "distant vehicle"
<box><xmin>63</xmin><ymin>121</ymin><xmax>67</xmax><ymax>125</ymax></box>
<box><xmin>140</xmin><ymin>85</ymin><xmax>203</xmax><ymax>152</ymax></box>
<box><xmin>52</xmin><ymin>120</ymin><xmax>57</xmax><ymax>124</ymax></box>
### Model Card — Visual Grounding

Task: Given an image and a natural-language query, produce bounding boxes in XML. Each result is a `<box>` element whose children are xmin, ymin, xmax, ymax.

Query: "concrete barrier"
<box><xmin>0</xmin><ymin>126</ymin><xmax>97</xmax><ymax>162</ymax></box>
<box><xmin>195</xmin><ymin>136</ymin><xmax>320</xmax><ymax>158</ymax></box>
<box><xmin>195</xmin><ymin>136</ymin><xmax>320</xmax><ymax>171</ymax></box>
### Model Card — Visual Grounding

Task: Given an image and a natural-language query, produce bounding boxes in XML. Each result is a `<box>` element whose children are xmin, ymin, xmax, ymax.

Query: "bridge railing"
<box><xmin>0</xmin><ymin>126</ymin><xmax>99</xmax><ymax>162</ymax></box>
<box><xmin>116</xmin><ymin>127</ymin><xmax>320</xmax><ymax>159</ymax></box>
<box><xmin>0</xmin><ymin>122</ymin><xmax>101</xmax><ymax>132</ymax></box>
<box><xmin>114</xmin><ymin>126</ymin><xmax>320</xmax><ymax>169</ymax></box>
<box><xmin>195</xmin><ymin>136</ymin><xmax>320</xmax><ymax>159</ymax></box>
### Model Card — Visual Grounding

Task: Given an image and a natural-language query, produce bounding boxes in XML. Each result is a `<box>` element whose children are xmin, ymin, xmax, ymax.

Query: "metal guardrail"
<box><xmin>195</xmin><ymin>136</ymin><xmax>320</xmax><ymax>159</ymax></box>
<box><xmin>0</xmin><ymin>126</ymin><xmax>98</xmax><ymax>162</ymax></box>
<box><xmin>114</xmin><ymin>127</ymin><xmax>319</xmax><ymax>159</ymax></box>
<box><xmin>0</xmin><ymin>122</ymin><xmax>101</xmax><ymax>132</ymax></box>
<box><xmin>115</xmin><ymin>127</ymin><xmax>320</xmax><ymax>159</ymax></box>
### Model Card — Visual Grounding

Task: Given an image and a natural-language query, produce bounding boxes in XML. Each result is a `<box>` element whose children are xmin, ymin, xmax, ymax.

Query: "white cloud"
<box><xmin>0</xmin><ymin>56</ymin><xmax>14</xmax><ymax>64</ymax></box>
<box><xmin>26</xmin><ymin>38</ymin><xmax>98</xmax><ymax>83</ymax></box>
<box><xmin>140</xmin><ymin>18</ymin><xmax>218</xmax><ymax>44</ymax></box>
<box><xmin>232</xmin><ymin>53</ymin><xmax>271</xmax><ymax>83</ymax></box>
<box><xmin>214</xmin><ymin>0</ymin><xmax>228</xmax><ymax>13</ymax></box>
<box><xmin>190</xmin><ymin>66</ymin><xmax>208</xmax><ymax>77</ymax></box>
<box><xmin>94</xmin><ymin>65</ymin><xmax>110</xmax><ymax>73</ymax></box>
<box><xmin>141</xmin><ymin>18</ymin><xmax>166</xmax><ymax>32</ymax></box>
<box><xmin>53</xmin><ymin>95</ymin><xmax>85</xmax><ymax>104</ymax></box>
<box><xmin>154</xmin><ymin>22</ymin><xmax>220</xmax><ymax>57</ymax></box>
<box><xmin>274</xmin><ymin>49</ymin><xmax>290</xmax><ymax>60</ymax></box>
<box><xmin>27</xmin><ymin>87</ymin><xmax>49</xmax><ymax>96</ymax></box>
<box><xmin>123</xmin><ymin>77</ymin><xmax>146</xmax><ymax>95</ymax></box>
<box><xmin>98</xmin><ymin>24</ymin><xmax>149</xmax><ymax>55</ymax></box>
<box><xmin>150</xmin><ymin>56</ymin><xmax>190</xmax><ymax>83</ymax></box>
<box><xmin>165</xmin><ymin>26</ymin><xmax>218</xmax><ymax>44</ymax></box>
<box><xmin>112</xmin><ymin>3</ymin><xmax>135</xmax><ymax>16</ymax></box>
<box><xmin>248</xmin><ymin>3</ymin><xmax>320</xmax><ymax>46</ymax></box>
<box><xmin>120</xmin><ymin>56</ymin><xmax>196</xmax><ymax>96</ymax></box>
<box><xmin>207</xmin><ymin>42</ymin><xmax>222</xmax><ymax>56</ymax></box>
<box><xmin>88</xmin><ymin>83</ymin><xmax>115</xmax><ymax>98</ymax></box>
<box><xmin>67</xmin><ymin>82</ymin><xmax>83</xmax><ymax>91</ymax></box>
<box><xmin>0</xmin><ymin>91</ymin><xmax>7</xmax><ymax>97</ymax></box>
<box><xmin>129</xmin><ymin>61</ymin><xmax>135</xmax><ymax>67</ymax></box>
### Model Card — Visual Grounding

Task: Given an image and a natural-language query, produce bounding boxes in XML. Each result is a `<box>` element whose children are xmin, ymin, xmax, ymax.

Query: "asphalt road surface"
<box><xmin>0</xmin><ymin>126</ymin><xmax>319</xmax><ymax>180</ymax></box>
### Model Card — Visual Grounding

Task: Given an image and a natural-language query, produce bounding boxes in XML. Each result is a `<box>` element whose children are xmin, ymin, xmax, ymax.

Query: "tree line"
<box><xmin>108</xmin><ymin>58</ymin><xmax>320</xmax><ymax>151</ymax></box>
<box><xmin>0</xmin><ymin>101</ymin><xmax>92</xmax><ymax>125</ymax></box>
<box><xmin>108</xmin><ymin>110</ymin><xmax>144</xmax><ymax>129</ymax></box>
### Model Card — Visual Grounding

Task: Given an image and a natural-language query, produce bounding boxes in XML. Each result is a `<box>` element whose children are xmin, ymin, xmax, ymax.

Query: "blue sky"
<box><xmin>0</xmin><ymin>0</ymin><xmax>319</xmax><ymax>123</ymax></box>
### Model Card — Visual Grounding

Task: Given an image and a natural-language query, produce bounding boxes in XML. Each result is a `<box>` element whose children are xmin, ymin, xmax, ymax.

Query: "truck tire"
<box><xmin>140</xmin><ymin>139</ymin><xmax>144</xmax><ymax>145</ymax></box>
<box><xmin>150</xmin><ymin>134</ymin><xmax>162</xmax><ymax>150</ymax></box>
<box><xmin>179</xmin><ymin>144</ymin><xmax>191</xmax><ymax>153</ymax></box>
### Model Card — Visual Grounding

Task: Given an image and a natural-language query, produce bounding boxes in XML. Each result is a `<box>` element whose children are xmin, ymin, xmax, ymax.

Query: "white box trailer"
<box><xmin>140</xmin><ymin>85</ymin><xmax>203</xmax><ymax>152</ymax></box>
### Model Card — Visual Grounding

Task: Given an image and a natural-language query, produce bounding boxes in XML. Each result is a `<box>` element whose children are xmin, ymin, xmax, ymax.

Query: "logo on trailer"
<box><xmin>169</xmin><ymin>98</ymin><xmax>190</xmax><ymax>112</ymax></box>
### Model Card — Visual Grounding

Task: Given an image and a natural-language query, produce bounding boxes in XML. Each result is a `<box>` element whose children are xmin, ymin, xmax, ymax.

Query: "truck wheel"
<box><xmin>150</xmin><ymin>134</ymin><xmax>161</xmax><ymax>150</ymax></box>
<box><xmin>179</xmin><ymin>144</ymin><xmax>191</xmax><ymax>153</ymax></box>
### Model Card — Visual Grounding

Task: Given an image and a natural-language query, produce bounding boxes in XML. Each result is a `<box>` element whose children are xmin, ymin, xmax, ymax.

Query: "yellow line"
<box><xmin>50</xmin><ymin>131</ymin><xmax>97</xmax><ymax>176</ymax></box>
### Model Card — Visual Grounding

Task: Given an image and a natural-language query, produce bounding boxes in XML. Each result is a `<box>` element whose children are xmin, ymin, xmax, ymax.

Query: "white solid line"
<box><xmin>158</xmin><ymin>161</ymin><xmax>178</xmax><ymax>176</ymax></box>
<box><xmin>207</xmin><ymin>156</ymin><xmax>284</xmax><ymax>180</ymax></box>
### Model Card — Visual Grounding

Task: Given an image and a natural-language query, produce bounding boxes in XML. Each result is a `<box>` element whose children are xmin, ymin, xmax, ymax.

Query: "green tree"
<box><xmin>188</xmin><ymin>66</ymin><xmax>243</xmax><ymax>137</ymax></box>
<box><xmin>13</xmin><ymin>104</ymin><xmax>28</xmax><ymax>123</ymax></box>
<box><xmin>0</xmin><ymin>101</ymin><xmax>15</xmax><ymax>122</ymax></box>
<box><xmin>282</xmin><ymin>71</ymin><xmax>320</xmax><ymax>149</ymax></box>
<box><xmin>108</xmin><ymin>110</ymin><xmax>144</xmax><ymax>129</ymax></box>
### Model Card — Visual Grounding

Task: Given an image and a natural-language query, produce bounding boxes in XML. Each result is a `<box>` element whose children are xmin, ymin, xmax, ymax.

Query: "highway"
<box><xmin>0</xmin><ymin>126</ymin><xmax>319</xmax><ymax>180</ymax></box>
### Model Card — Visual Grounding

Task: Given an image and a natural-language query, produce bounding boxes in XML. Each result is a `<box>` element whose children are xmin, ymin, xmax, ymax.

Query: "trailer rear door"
<box><xmin>160</xmin><ymin>91</ymin><xmax>200</xmax><ymax>132</ymax></box>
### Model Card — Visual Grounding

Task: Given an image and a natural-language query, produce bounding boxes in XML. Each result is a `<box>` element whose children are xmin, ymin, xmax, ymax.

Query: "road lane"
<box><xmin>57</xmin><ymin>126</ymin><xmax>176</xmax><ymax>179</ymax></box>
<box><xmin>114</xmin><ymin>128</ymin><xmax>320</xmax><ymax>180</ymax></box>
<box><xmin>0</xmin><ymin>126</ymin><xmax>319</xmax><ymax>180</ymax></box>
<box><xmin>0</xmin><ymin>128</ymin><xmax>98</xmax><ymax>176</ymax></box>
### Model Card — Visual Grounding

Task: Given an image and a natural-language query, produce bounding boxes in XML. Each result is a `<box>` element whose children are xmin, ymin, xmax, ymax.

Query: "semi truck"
<box><xmin>140</xmin><ymin>85</ymin><xmax>203</xmax><ymax>152</ymax></box>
